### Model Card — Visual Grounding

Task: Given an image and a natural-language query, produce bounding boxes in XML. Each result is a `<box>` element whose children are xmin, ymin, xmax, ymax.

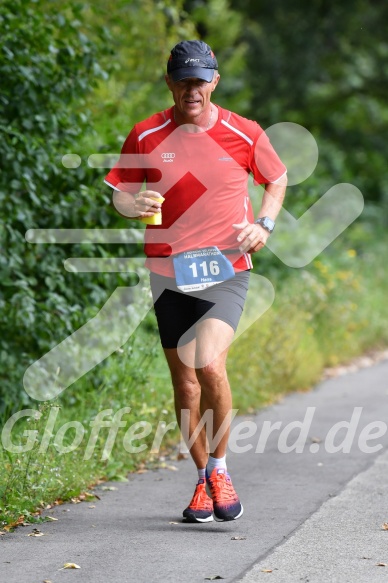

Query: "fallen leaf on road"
<box><xmin>261</xmin><ymin>568</ymin><xmax>273</xmax><ymax>573</ymax></box>
<box><xmin>169</xmin><ymin>521</ymin><xmax>179</xmax><ymax>525</ymax></box>
<box><xmin>0</xmin><ymin>532</ymin><xmax>5</xmax><ymax>536</ymax></box>
<box><xmin>3</xmin><ymin>515</ymin><xmax>25</xmax><ymax>531</ymax></box>
<box><xmin>377</xmin><ymin>563</ymin><xmax>387</xmax><ymax>567</ymax></box>
<box><xmin>204</xmin><ymin>577</ymin><xmax>224</xmax><ymax>580</ymax></box>
<box><xmin>27</xmin><ymin>528</ymin><xmax>45</xmax><ymax>537</ymax></box>
<box><xmin>177</xmin><ymin>452</ymin><xmax>188</xmax><ymax>460</ymax></box>
<box><xmin>101</xmin><ymin>486</ymin><xmax>118</xmax><ymax>491</ymax></box>
<box><xmin>158</xmin><ymin>462</ymin><xmax>178</xmax><ymax>471</ymax></box>
<box><xmin>231</xmin><ymin>536</ymin><xmax>246</xmax><ymax>540</ymax></box>
<box><xmin>43</xmin><ymin>580</ymin><xmax>53</xmax><ymax>583</ymax></box>
<box><xmin>381</xmin><ymin>523</ymin><xmax>388</xmax><ymax>530</ymax></box>
<box><xmin>46</xmin><ymin>516</ymin><xmax>58</xmax><ymax>521</ymax></box>
<box><xmin>60</xmin><ymin>563</ymin><xmax>81</xmax><ymax>570</ymax></box>
<box><xmin>88</xmin><ymin>505</ymin><xmax>96</xmax><ymax>509</ymax></box>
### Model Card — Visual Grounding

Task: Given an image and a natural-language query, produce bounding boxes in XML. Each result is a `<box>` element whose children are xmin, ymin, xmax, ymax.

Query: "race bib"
<box><xmin>173</xmin><ymin>247</ymin><xmax>235</xmax><ymax>292</ymax></box>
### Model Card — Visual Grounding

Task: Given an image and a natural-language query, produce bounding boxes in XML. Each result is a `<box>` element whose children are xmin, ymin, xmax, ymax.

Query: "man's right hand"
<box><xmin>112</xmin><ymin>190</ymin><xmax>163</xmax><ymax>219</ymax></box>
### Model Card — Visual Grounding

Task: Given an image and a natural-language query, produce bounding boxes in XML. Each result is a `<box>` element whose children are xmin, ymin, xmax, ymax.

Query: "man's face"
<box><xmin>165</xmin><ymin>73</ymin><xmax>220</xmax><ymax>120</ymax></box>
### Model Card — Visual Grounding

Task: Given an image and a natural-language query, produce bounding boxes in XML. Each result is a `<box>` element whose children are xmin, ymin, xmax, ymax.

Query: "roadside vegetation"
<box><xmin>1</xmin><ymin>0</ymin><xmax>388</xmax><ymax>528</ymax></box>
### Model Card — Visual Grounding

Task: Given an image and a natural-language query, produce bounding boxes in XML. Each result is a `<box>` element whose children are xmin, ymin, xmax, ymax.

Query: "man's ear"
<box><xmin>212</xmin><ymin>73</ymin><xmax>220</xmax><ymax>92</ymax></box>
<box><xmin>165</xmin><ymin>74</ymin><xmax>173</xmax><ymax>91</ymax></box>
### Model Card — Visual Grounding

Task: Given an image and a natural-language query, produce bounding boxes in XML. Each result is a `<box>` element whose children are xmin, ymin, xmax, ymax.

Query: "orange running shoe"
<box><xmin>206</xmin><ymin>468</ymin><xmax>243</xmax><ymax>521</ymax></box>
<box><xmin>183</xmin><ymin>479</ymin><xmax>214</xmax><ymax>523</ymax></box>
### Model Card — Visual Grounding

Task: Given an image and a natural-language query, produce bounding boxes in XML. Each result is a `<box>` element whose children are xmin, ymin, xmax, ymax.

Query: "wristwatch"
<box><xmin>254</xmin><ymin>216</ymin><xmax>275</xmax><ymax>234</ymax></box>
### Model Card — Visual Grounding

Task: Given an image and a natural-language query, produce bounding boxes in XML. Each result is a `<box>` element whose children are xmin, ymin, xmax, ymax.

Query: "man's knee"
<box><xmin>172</xmin><ymin>378</ymin><xmax>201</xmax><ymax>403</ymax></box>
<box><xmin>196</xmin><ymin>360</ymin><xmax>227</xmax><ymax>387</ymax></box>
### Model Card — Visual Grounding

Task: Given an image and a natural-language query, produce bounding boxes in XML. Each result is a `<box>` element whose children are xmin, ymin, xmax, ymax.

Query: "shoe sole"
<box><xmin>213</xmin><ymin>504</ymin><xmax>244</xmax><ymax>522</ymax></box>
<box><xmin>183</xmin><ymin>513</ymin><xmax>214</xmax><ymax>523</ymax></box>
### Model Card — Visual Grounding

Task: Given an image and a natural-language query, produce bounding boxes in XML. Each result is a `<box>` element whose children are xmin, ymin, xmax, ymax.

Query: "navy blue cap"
<box><xmin>167</xmin><ymin>40</ymin><xmax>218</xmax><ymax>82</ymax></box>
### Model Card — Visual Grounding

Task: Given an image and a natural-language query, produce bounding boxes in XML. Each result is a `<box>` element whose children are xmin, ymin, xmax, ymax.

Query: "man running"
<box><xmin>104</xmin><ymin>40</ymin><xmax>287</xmax><ymax>522</ymax></box>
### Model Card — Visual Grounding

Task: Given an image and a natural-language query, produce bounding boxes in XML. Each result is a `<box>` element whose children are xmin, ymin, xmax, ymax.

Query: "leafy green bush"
<box><xmin>0</xmin><ymin>0</ymin><xmax>120</xmax><ymax>412</ymax></box>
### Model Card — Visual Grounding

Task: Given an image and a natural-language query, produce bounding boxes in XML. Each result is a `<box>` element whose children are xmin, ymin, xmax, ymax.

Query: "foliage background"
<box><xmin>1</xmin><ymin>0</ymin><xmax>388</xmax><ymax>523</ymax></box>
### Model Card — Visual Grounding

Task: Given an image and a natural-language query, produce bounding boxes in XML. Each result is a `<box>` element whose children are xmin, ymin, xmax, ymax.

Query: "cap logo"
<box><xmin>185</xmin><ymin>58</ymin><xmax>200</xmax><ymax>63</ymax></box>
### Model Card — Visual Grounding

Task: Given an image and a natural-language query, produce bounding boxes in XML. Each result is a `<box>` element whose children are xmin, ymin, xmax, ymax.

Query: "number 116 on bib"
<box><xmin>173</xmin><ymin>247</ymin><xmax>236</xmax><ymax>292</ymax></box>
<box><xmin>189</xmin><ymin>260</ymin><xmax>220</xmax><ymax>278</ymax></box>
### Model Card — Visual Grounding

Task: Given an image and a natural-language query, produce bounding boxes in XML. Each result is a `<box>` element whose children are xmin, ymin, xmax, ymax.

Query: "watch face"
<box><xmin>263</xmin><ymin>217</ymin><xmax>274</xmax><ymax>230</ymax></box>
<box><xmin>255</xmin><ymin>217</ymin><xmax>275</xmax><ymax>232</ymax></box>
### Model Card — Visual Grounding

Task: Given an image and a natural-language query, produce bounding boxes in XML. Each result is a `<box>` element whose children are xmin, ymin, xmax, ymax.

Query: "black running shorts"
<box><xmin>149</xmin><ymin>271</ymin><xmax>250</xmax><ymax>349</ymax></box>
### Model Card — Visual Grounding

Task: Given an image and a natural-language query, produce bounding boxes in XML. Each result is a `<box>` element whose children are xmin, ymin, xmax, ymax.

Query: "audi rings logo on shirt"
<box><xmin>161</xmin><ymin>152</ymin><xmax>175</xmax><ymax>162</ymax></box>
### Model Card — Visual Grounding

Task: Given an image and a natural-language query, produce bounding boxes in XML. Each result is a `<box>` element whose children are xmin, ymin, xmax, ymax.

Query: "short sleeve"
<box><xmin>104</xmin><ymin>127</ymin><xmax>146</xmax><ymax>193</ymax></box>
<box><xmin>250</xmin><ymin>126</ymin><xmax>287</xmax><ymax>184</ymax></box>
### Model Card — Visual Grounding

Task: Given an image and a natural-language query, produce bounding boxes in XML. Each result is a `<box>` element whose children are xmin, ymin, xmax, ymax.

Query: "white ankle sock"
<box><xmin>206</xmin><ymin>455</ymin><xmax>227</xmax><ymax>475</ymax></box>
<box><xmin>197</xmin><ymin>468</ymin><xmax>206</xmax><ymax>481</ymax></box>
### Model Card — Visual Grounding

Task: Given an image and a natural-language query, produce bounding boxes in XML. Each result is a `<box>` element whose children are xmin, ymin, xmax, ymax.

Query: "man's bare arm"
<box><xmin>233</xmin><ymin>174</ymin><xmax>287</xmax><ymax>253</ymax></box>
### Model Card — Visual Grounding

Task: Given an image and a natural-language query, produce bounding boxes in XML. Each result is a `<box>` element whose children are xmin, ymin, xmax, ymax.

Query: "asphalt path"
<box><xmin>1</xmin><ymin>360</ymin><xmax>388</xmax><ymax>583</ymax></box>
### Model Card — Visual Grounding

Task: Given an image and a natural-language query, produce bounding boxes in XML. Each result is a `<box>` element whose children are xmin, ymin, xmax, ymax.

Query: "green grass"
<box><xmin>1</xmin><ymin>227</ymin><xmax>388</xmax><ymax>528</ymax></box>
<box><xmin>229</xmin><ymin>227</ymin><xmax>388</xmax><ymax>410</ymax></box>
<box><xmin>0</xmin><ymin>322</ymin><xmax>176</xmax><ymax>528</ymax></box>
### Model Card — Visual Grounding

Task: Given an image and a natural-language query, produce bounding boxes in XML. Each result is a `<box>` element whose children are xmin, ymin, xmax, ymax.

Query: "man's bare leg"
<box><xmin>164</xmin><ymin>342</ymin><xmax>208</xmax><ymax>470</ymax></box>
<box><xmin>194</xmin><ymin>318</ymin><xmax>235</xmax><ymax>458</ymax></box>
<box><xmin>164</xmin><ymin>318</ymin><xmax>235</xmax><ymax>465</ymax></box>
<box><xmin>164</xmin><ymin>317</ymin><xmax>242</xmax><ymax>521</ymax></box>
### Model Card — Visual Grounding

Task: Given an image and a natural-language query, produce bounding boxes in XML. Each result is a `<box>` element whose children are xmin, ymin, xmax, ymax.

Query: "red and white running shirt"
<box><xmin>104</xmin><ymin>105</ymin><xmax>286</xmax><ymax>277</ymax></box>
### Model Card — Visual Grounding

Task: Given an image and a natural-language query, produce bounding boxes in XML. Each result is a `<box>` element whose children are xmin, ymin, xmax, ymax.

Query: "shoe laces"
<box><xmin>190</xmin><ymin>481</ymin><xmax>212</xmax><ymax>510</ymax></box>
<box><xmin>208</xmin><ymin>470</ymin><xmax>238</xmax><ymax>503</ymax></box>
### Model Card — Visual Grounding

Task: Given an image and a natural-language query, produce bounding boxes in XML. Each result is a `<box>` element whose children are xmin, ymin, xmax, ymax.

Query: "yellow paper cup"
<box><xmin>140</xmin><ymin>196</ymin><xmax>165</xmax><ymax>225</ymax></box>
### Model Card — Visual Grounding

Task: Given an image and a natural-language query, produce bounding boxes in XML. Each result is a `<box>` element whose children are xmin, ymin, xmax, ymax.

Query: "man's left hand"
<box><xmin>232</xmin><ymin>220</ymin><xmax>270</xmax><ymax>254</ymax></box>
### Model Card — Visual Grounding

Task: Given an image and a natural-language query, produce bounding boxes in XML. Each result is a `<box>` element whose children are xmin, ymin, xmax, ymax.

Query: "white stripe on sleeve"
<box><xmin>104</xmin><ymin>179</ymin><xmax>120</xmax><ymax>191</ymax></box>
